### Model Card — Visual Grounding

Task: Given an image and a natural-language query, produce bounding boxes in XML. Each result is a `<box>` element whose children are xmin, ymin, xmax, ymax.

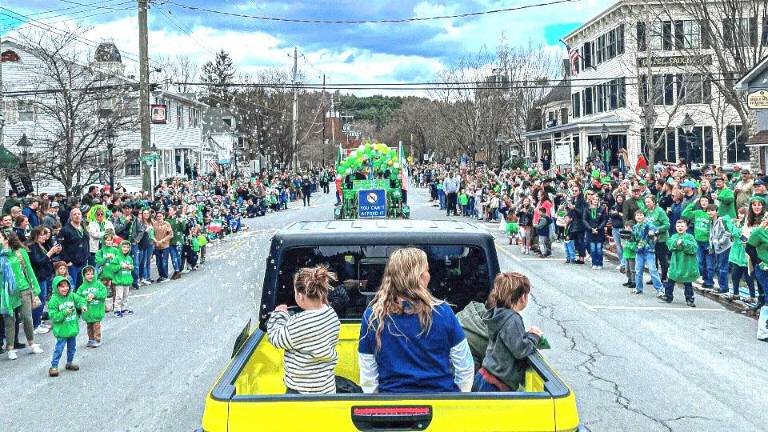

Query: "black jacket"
<box><xmin>569</xmin><ymin>194</ymin><xmax>588</xmax><ymax>232</ymax></box>
<box><xmin>29</xmin><ymin>243</ymin><xmax>55</xmax><ymax>281</ymax></box>
<box><xmin>583</xmin><ymin>206</ymin><xmax>608</xmax><ymax>242</ymax></box>
<box><xmin>59</xmin><ymin>222</ymin><xmax>90</xmax><ymax>266</ymax></box>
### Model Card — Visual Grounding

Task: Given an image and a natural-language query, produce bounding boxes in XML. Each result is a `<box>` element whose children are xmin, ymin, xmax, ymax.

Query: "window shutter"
<box><xmin>750</xmin><ymin>17</ymin><xmax>758</xmax><ymax>46</ymax></box>
<box><xmin>700</xmin><ymin>20</ymin><xmax>710</xmax><ymax>49</ymax></box>
<box><xmin>637</xmin><ymin>22</ymin><xmax>647</xmax><ymax>51</ymax></box>
<box><xmin>703</xmin><ymin>74</ymin><xmax>712</xmax><ymax>102</ymax></box>
<box><xmin>723</xmin><ymin>19</ymin><xmax>734</xmax><ymax>47</ymax></box>
<box><xmin>674</xmin><ymin>21</ymin><xmax>684</xmax><ymax>49</ymax></box>
<box><xmin>662</xmin><ymin>21</ymin><xmax>673</xmax><ymax>50</ymax></box>
<box><xmin>618</xmin><ymin>24</ymin><xmax>625</xmax><ymax>54</ymax></box>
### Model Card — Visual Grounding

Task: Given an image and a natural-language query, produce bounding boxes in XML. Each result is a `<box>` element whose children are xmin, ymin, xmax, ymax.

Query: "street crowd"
<box><xmin>0</xmin><ymin>167</ymin><xmax>332</xmax><ymax>376</ymax></box>
<box><xmin>413</xmin><ymin>159</ymin><xmax>768</xmax><ymax>315</ymax></box>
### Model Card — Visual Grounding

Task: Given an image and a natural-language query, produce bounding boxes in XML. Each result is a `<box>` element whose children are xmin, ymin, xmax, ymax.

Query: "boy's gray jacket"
<box><xmin>482</xmin><ymin>307</ymin><xmax>540</xmax><ymax>390</ymax></box>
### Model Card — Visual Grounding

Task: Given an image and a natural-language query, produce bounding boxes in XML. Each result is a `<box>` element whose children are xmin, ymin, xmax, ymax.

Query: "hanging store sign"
<box><xmin>636</xmin><ymin>55</ymin><xmax>711</xmax><ymax>68</ymax></box>
<box><xmin>151</xmin><ymin>104</ymin><xmax>167</xmax><ymax>124</ymax></box>
<box><xmin>748</xmin><ymin>90</ymin><xmax>768</xmax><ymax>109</ymax></box>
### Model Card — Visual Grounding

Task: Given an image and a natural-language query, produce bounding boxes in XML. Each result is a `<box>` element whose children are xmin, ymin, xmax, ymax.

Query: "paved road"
<box><xmin>413</xmin><ymin>188</ymin><xmax>768</xmax><ymax>432</ymax></box>
<box><xmin>3</xmin><ymin>187</ymin><xmax>766</xmax><ymax>432</ymax></box>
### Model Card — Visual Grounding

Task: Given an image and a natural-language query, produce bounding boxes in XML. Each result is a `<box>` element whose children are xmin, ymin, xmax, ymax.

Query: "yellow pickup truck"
<box><xmin>200</xmin><ymin>220</ymin><xmax>582</xmax><ymax>432</ymax></box>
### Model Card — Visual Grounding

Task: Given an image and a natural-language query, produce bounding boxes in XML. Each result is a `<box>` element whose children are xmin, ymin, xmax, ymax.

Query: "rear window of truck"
<box><xmin>276</xmin><ymin>245</ymin><xmax>492</xmax><ymax>320</ymax></box>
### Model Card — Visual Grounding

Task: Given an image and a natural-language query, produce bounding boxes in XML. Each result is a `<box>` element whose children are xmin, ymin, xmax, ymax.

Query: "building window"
<box><xmin>560</xmin><ymin>108</ymin><xmax>568</xmax><ymax>125</ymax></box>
<box><xmin>650</xmin><ymin>75</ymin><xmax>674</xmax><ymax>105</ymax></box>
<box><xmin>724</xmin><ymin>17</ymin><xmax>758</xmax><ymax>47</ymax></box>
<box><xmin>596</xmin><ymin>85</ymin><xmax>605</xmax><ymax>113</ymax></box>
<box><xmin>677</xmin><ymin>74</ymin><xmax>710</xmax><ymax>104</ymax></box>
<box><xmin>641</xmin><ymin>128</ymin><xmax>666</xmax><ymax>162</ymax></box>
<box><xmin>596</xmin><ymin>34</ymin><xmax>606</xmax><ymax>64</ymax></box>
<box><xmin>677</xmin><ymin>126</ymin><xmax>713</xmax><ymax>163</ymax></box>
<box><xmin>582</xmin><ymin>41</ymin><xmax>592</xmax><ymax>68</ymax></box>
<box><xmin>681</xmin><ymin>20</ymin><xmax>700</xmax><ymax>49</ymax></box>
<box><xmin>726</xmin><ymin>125</ymin><xmax>750</xmax><ymax>163</ymax></box>
<box><xmin>18</xmin><ymin>101</ymin><xmax>35</xmax><ymax>122</ymax></box>
<box><xmin>572</xmin><ymin>92</ymin><xmax>581</xmax><ymax>118</ymax></box>
<box><xmin>125</xmin><ymin>150</ymin><xmax>141</xmax><ymax>176</ymax></box>
<box><xmin>649</xmin><ymin>21</ymin><xmax>664</xmax><ymax>50</ymax></box>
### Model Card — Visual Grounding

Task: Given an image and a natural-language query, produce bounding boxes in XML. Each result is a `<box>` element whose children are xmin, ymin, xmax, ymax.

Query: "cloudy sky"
<box><xmin>2</xmin><ymin>0</ymin><xmax>613</xmax><ymax>90</ymax></box>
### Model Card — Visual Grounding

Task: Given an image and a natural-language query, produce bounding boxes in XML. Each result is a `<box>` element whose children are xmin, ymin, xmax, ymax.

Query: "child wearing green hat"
<box><xmin>661</xmin><ymin>219</ymin><xmax>699</xmax><ymax>307</ymax></box>
<box><xmin>79</xmin><ymin>265</ymin><xmax>107</xmax><ymax>348</ymax></box>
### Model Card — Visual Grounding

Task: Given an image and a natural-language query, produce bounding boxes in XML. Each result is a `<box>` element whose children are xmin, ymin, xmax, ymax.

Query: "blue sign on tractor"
<box><xmin>358</xmin><ymin>189</ymin><xmax>387</xmax><ymax>218</ymax></box>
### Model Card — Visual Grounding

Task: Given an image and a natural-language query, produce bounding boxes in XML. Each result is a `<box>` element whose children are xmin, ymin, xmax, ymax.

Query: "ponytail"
<box><xmin>293</xmin><ymin>265</ymin><xmax>337</xmax><ymax>304</ymax></box>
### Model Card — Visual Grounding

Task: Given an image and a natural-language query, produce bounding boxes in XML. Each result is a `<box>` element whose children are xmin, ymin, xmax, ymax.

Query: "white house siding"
<box><xmin>525</xmin><ymin>0</ymin><xmax>751</xmax><ymax>170</ymax></box>
<box><xmin>1</xmin><ymin>39</ymin><xmax>206</xmax><ymax>194</ymax></box>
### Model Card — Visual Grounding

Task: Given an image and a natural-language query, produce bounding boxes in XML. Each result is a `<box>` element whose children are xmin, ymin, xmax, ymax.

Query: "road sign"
<box><xmin>358</xmin><ymin>189</ymin><xmax>387</xmax><ymax>218</ymax></box>
<box><xmin>140</xmin><ymin>153</ymin><xmax>160</xmax><ymax>162</ymax></box>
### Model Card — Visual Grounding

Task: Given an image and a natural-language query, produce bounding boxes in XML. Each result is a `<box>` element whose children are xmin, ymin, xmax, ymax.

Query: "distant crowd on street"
<box><xmin>412</xmin><ymin>155</ymin><xmax>768</xmax><ymax>324</ymax></box>
<box><xmin>0</xmin><ymin>165</ymin><xmax>334</xmax><ymax>376</ymax></box>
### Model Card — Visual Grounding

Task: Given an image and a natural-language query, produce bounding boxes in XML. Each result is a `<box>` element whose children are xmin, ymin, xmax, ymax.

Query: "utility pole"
<box><xmin>321</xmin><ymin>74</ymin><xmax>326</xmax><ymax>167</ymax></box>
<box><xmin>138</xmin><ymin>0</ymin><xmax>152</xmax><ymax>192</ymax></box>
<box><xmin>291</xmin><ymin>47</ymin><xmax>298</xmax><ymax>171</ymax></box>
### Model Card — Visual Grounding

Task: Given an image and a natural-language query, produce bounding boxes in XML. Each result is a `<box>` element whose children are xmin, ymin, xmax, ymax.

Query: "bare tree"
<box><xmin>157</xmin><ymin>55</ymin><xmax>198</xmax><ymax>93</ymax></box>
<box><xmin>16</xmin><ymin>29</ymin><xmax>138</xmax><ymax>196</ymax></box>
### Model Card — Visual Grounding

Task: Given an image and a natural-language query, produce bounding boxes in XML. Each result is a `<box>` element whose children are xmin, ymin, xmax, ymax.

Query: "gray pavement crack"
<box><xmin>528</xmin><ymin>291</ymin><xmax>673</xmax><ymax>432</ymax></box>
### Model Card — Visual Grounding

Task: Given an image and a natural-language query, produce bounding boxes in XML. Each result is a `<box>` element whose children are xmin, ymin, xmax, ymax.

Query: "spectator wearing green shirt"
<box><xmin>712</xmin><ymin>176</ymin><xmax>736</xmax><ymax>219</ymax></box>
<box><xmin>458</xmin><ymin>189</ymin><xmax>470</xmax><ymax>216</ymax></box>
<box><xmin>644</xmin><ymin>195</ymin><xmax>670</xmax><ymax>282</ymax></box>
<box><xmin>682</xmin><ymin>197</ymin><xmax>715</xmax><ymax>288</ymax></box>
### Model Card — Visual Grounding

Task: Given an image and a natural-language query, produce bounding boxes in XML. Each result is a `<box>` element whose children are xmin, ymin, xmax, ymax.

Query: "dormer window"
<box><xmin>223</xmin><ymin>118</ymin><xmax>232</xmax><ymax>127</ymax></box>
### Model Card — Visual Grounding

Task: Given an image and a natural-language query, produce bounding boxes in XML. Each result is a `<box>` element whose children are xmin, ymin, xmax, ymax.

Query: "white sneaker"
<box><xmin>142</xmin><ymin>279</ymin><xmax>152</xmax><ymax>286</ymax></box>
<box><xmin>41</xmin><ymin>323</ymin><xmax>51</xmax><ymax>329</ymax></box>
<box><xmin>591</xmin><ymin>265</ymin><xmax>597</xmax><ymax>270</ymax></box>
<box><xmin>29</xmin><ymin>344</ymin><xmax>43</xmax><ymax>354</ymax></box>
<box><xmin>616</xmin><ymin>265</ymin><xmax>622</xmax><ymax>270</ymax></box>
<box><xmin>34</xmin><ymin>325</ymin><xmax>50</xmax><ymax>335</ymax></box>
<box><xmin>181</xmin><ymin>269</ymin><xmax>191</xmax><ymax>274</ymax></box>
<box><xmin>8</xmin><ymin>350</ymin><xmax>18</xmax><ymax>360</ymax></box>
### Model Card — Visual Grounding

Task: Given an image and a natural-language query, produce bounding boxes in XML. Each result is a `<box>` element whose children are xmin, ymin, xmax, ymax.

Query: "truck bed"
<box><xmin>201</xmin><ymin>323</ymin><xmax>581</xmax><ymax>432</ymax></box>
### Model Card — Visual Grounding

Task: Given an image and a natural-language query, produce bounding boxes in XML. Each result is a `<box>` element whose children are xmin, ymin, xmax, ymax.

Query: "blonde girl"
<box><xmin>357</xmin><ymin>248</ymin><xmax>474</xmax><ymax>393</ymax></box>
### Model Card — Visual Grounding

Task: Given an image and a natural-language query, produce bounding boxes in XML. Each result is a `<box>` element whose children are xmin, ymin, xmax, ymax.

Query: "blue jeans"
<box><xmin>564</xmin><ymin>240</ymin><xmax>576</xmax><ymax>262</ymax></box>
<box><xmin>438</xmin><ymin>190</ymin><xmax>446</xmax><ymax>209</ymax></box>
<box><xmin>715</xmin><ymin>251</ymin><xmax>730</xmax><ymax>293</ymax></box>
<box><xmin>696</xmin><ymin>241</ymin><xmax>715</xmax><ymax>286</ymax></box>
<box><xmin>635</xmin><ymin>251</ymin><xmax>663</xmax><ymax>292</ymax></box>
<box><xmin>131</xmin><ymin>245</ymin><xmax>141</xmax><ymax>287</ymax></box>
<box><xmin>612</xmin><ymin>227</ymin><xmax>626</xmax><ymax>268</ymax></box>
<box><xmin>169</xmin><ymin>245</ymin><xmax>182</xmax><ymax>273</ymax></box>
<box><xmin>589</xmin><ymin>242</ymin><xmax>604</xmax><ymax>267</ymax></box>
<box><xmin>573</xmin><ymin>232</ymin><xmax>586</xmax><ymax>257</ymax></box>
<box><xmin>731</xmin><ymin>264</ymin><xmax>755</xmax><ymax>297</ymax></box>
<box><xmin>141</xmin><ymin>245</ymin><xmax>154</xmax><ymax>281</ymax></box>
<box><xmin>32</xmin><ymin>277</ymin><xmax>50</xmax><ymax>328</ymax></box>
<box><xmin>664</xmin><ymin>280</ymin><xmax>694</xmax><ymax>302</ymax></box>
<box><xmin>154</xmin><ymin>247</ymin><xmax>169</xmax><ymax>279</ymax></box>
<box><xmin>51</xmin><ymin>336</ymin><xmax>76</xmax><ymax>368</ymax></box>
<box><xmin>69</xmin><ymin>264</ymin><xmax>84</xmax><ymax>292</ymax></box>
<box><xmin>472</xmin><ymin>371</ymin><xmax>501</xmax><ymax>392</ymax></box>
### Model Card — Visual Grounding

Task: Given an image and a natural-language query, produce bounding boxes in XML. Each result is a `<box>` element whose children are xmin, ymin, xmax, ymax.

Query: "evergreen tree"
<box><xmin>201</xmin><ymin>50</ymin><xmax>236</xmax><ymax>106</ymax></box>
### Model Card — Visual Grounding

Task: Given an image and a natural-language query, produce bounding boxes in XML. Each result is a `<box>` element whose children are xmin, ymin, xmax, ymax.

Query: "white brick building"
<box><xmin>524</xmin><ymin>0</ymin><xmax>751</xmax><ymax>170</ymax></box>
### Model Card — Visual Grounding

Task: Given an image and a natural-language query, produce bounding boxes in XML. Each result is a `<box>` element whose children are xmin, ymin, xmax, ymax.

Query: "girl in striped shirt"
<box><xmin>267</xmin><ymin>266</ymin><xmax>341</xmax><ymax>394</ymax></box>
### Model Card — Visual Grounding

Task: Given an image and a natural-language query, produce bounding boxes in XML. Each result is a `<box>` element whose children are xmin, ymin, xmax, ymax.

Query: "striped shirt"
<box><xmin>267</xmin><ymin>305</ymin><xmax>340</xmax><ymax>394</ymax></box>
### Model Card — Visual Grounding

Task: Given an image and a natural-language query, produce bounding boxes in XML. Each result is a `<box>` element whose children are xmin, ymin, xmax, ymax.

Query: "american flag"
<box><xmin>561</xmin><ymin>39</ymin><xmax>580</xmax><ymax>76</ymax></box>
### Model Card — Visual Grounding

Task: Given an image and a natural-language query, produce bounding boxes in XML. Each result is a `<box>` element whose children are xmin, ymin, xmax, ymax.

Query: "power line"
<box><xmin>26</xmin><ymin>0</ymin><xmax>129</xmax><ymax>17</ymax></box>
<box><xmin>167</xmin><ymin>0</ymin><xmax>577</xmax><ymax>25</ymax></box>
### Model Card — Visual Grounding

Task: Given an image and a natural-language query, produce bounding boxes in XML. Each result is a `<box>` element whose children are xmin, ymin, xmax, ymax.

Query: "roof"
<box><xmin>747</xmin><ymin>130</ymin><xmax>768</xmax><ymax>146</ymax></box>
<box><xmin>563</xmin><ymin>0</ymin><xmax>625</xmax><ymax>42</ymax></box>
<box><xmin>202</xmin><ymin>107</ymin><xmax>242</xmax><ymax>136</ymax></box>
<box><xmin>273</xmin><ymin>219</ymin><xmax>495</xmax><ymax>248</ymax></box>
<box><xmin>539</xmin><ymin>80</ymin><xmax>571</xmax><ymax>105</ymax></box>
<box><xmin>735</xmin><ymin>55</ymin><xmax>768</xmax><ymax>90</ymax></box>
<box><xmin>523</xmin><ymin>112</ymin><xmax>631</xmax><ymax>138</ymax></box>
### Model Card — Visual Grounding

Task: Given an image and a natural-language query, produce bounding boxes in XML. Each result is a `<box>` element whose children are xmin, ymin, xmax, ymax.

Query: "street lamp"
<box><xmin>17</xmin><ymin>133</ymin><xmax>32</xmax><ymax>162</ymax></box>
<box><xmin>495</xmin><ymin>135</ymin><xmax>504</xmax><ymax>171</ymax></box>
<box><xmin>680</xmin><ymin>114</ymin><xmax>695</xmax><ymax>169</ymax></box>
<box><xmin>105</xmin><ymin>127</ymin><xmax>118</xmax><ymax>191</ymax></box>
